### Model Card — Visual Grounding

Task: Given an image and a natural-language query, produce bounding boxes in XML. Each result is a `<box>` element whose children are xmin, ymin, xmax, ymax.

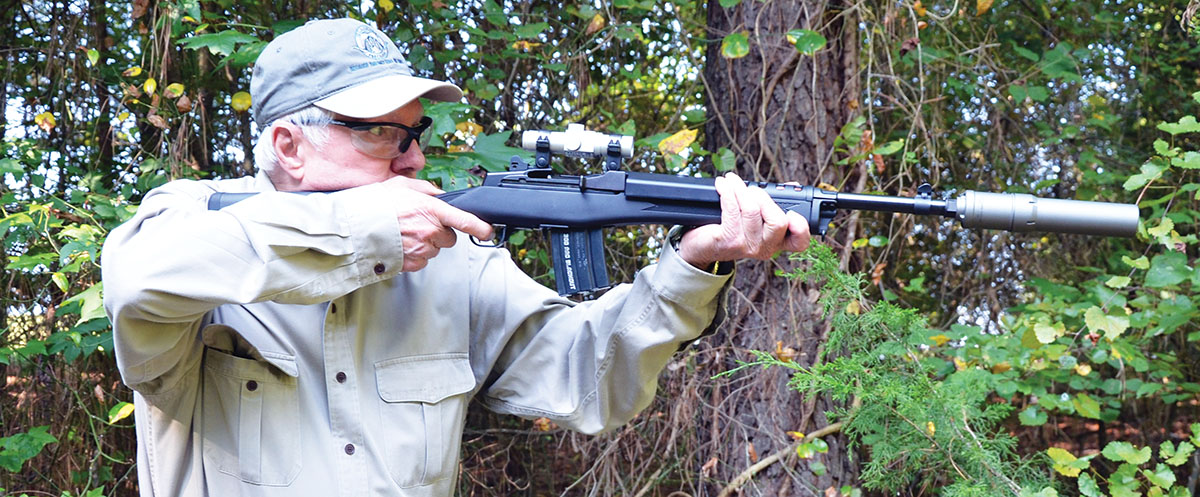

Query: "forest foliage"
<box><xmin>1</xmin><ymin>0</ymin><xmax>1198</xmax><ymax>496</ymax></box>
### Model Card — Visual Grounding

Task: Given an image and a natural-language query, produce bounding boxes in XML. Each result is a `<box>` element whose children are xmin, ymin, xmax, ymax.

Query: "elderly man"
<box><xmin>102</xmin><ymin>18</ymin><xmax>809</xmax><ymax>497</ymax></box>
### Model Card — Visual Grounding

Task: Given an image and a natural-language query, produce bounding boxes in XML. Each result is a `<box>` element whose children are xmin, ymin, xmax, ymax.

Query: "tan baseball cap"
<box><xmin>250</xmin><ymin>18</ymin><xmax>462</xmax><ymax>127</ymax></box>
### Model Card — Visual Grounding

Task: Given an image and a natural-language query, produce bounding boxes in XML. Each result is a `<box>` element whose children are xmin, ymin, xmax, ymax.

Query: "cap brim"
<box><xmin>313</xmin><ymin>74</ymin><xmax>463</xmax><ymax>119</ymax></box>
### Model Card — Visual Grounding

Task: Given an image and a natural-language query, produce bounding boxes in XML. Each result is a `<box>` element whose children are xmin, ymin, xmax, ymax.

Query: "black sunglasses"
<box><xmin>329</xmin><ymin>115</ymin><xmax>433</xmax><ymax>155</ymax></box>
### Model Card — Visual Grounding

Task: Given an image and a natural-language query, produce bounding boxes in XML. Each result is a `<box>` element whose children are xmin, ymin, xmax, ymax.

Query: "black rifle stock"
<box><xmin>209</xmin><ymin>124</ymin><xmax>1140</xmax><ymax>299</ymax></box>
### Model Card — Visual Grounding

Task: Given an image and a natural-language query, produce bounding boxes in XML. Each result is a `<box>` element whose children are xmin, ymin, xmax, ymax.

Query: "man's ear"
<box><xmin>271</xmin><ymin>123</ymin><xmax>307</xmax><ymax>184</ymax></box>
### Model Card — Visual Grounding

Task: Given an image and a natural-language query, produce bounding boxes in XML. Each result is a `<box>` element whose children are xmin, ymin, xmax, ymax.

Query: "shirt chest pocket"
<box><xmin>201</xmin><ymin>348</ymin><xmax>301</xmax><ymax>486</ymax></box>
<box><xmin>375</xmin><ymin>353</ymin><xmax>475</xmax><ymax>489</ymax></box>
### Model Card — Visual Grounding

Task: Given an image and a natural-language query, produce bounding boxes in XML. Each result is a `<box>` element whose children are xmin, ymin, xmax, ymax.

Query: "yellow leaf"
<box><xmin>914</xmin><ymin>0</ymin><xmax>927</xmax><ymax>16</ymax></box>
<box><xmin>786</xmin><ymin>431</ymin><xmax>805</xmax><ymax>440</ymax></box>
<box><xmin>929</xmin><ymin>334</ymin><xmax>950</xmax><ymax>346</ymax></box>
<box><xmin>953</xmin><ymin>357</ymin><xmax>967</xmax><ymax>371</ymax></box>
<box><xmin>108</xmin><ymin>401</ymin><xmax>135</xmax><ymax>424</ymax></box>
<box><xmin>34</xmin><ymin>112</ymin><xmax>56</xmax><ymax>132</ymax></box>
<box><xmin>991</xmin><ymin>361</ymin><xmax>1012</xmax><ymax>374</ymax></box>
<box><xmin>163</xmin><ymin>83</ymin><xmax>185</xmax><ymax>99</ymax></box>
<box><xmin>378</xmin><ymin>0</ymin><xmax>394</xmax><ymax>13</ymax></box>
<box><xmin>511</xmin><ymin>40</ymin><xmax>542</xmax><ymax>52</ymax></box>
<box><xmin>845</xmin><ymin>300</ymin><xmax>861</xmax><ymax>316</ymax></box>
<box><xmin>586</xmin><ymin>14</ymin><xmax>606</xmax><ymax>36</ymax></box>
<box><xmin>122</xmin><ymin>66</ymin><xmax>142</xmax><ymax>77</ymax></box>
<box><xmin>118</xmin><ymin>111</ymin><xmax>130</xmax><ymax>121</ymax></box>
<box><xmin>977</xmin><ymin>0</ymin><xmax>994</xmax><ymax>15</ymax></box>
<box><xmin>1046</xmin><ymin>447</ymin><xmax>1082</xmax><ymax>477</ymax></box>
<box><xmin>455</xmin><ymin>121</ymin><xmax>483</xmax><ymax>135</ymax></box>
<box><xmin>657</xmin><ymin>129</ymin><xmax>698</xmax><ymax>156</ymax></box>
<box><xmin>817</xmin><ymin>182</ymin><xmax>837</xmax><ymax>192</ymax></box>
<box><xmin>926</xmin><ymin>421</ymin><xmax>936</xmax><ymax>435</ymax></box>
<box><xmin>533</xmin><ymin>417</ymin><xmax>555</xmax><ymax>431</ymax></box>
<box><xmin>231</xmin><ymin>91</ymin><xmax>252</xmax><ymax>113</ymax></box>
<box><xmin>143</xmin><ymin>77</ymin><xmax>157</xmax><ymax>95</ymax></box>
<box><xmin>1075</xmin><ymin>364</ymin><xmax>1092</xmax><ymax>376</ymax></box>
<box><xmin>448</xmin><ymin>144</ymin><xmax>472</xmax><ymax>153</ymax></box>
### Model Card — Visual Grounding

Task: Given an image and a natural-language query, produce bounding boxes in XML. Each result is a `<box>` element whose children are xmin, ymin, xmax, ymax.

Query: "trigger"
<box><xmin>471</xmin><ymin>225</ymin><xmax>509</xmax><ymax>248</ymax></box>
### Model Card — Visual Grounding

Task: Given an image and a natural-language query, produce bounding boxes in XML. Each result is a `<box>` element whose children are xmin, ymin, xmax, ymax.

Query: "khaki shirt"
<box><xmin>102</xmin><ymin>172</ymin><xmax>731</xmax><ymax>497</ymax></box>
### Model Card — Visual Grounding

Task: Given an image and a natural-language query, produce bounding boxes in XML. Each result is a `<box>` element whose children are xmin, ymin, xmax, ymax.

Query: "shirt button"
<box><xmin>373</xmin><ymin>263</ymin><xmax>386</xmax><ymax>274</ymax></box>
<box><xmin>335</xmin><ymin>371</ymin><xmax>347</xmax><ymax>383</ymax></box>
<box><xmin>344</xmin><ymin>443</ymin><xmax>355</xmax><ymax>455</ymax></box>
<box><xmin>246</xmin><ymin>380</ymin><xmax>258</xmax><ymax>392</ymax></box>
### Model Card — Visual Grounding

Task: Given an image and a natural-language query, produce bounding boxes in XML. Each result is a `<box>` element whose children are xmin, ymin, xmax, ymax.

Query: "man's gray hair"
<box><xmin>253</xmin><ymin>106</ymin><xmax>335</xmax><ymax>176</ymax></box>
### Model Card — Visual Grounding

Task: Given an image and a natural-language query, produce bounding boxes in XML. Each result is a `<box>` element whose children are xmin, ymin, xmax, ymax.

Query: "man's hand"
<box><xmin>677</xmin><ymin>172</ymin><xmax>811</xmax><ymax>269</ymax></box>
<box><xmin>382</xmin><ymin>176</ymin><xmax>494</xmax><ymax>272</ymax></box>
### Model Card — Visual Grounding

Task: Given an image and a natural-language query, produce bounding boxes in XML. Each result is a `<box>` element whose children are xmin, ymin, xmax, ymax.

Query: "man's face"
<box><xmin>296</xmin><ymin>100</ymin><xmax>427</xmax><ymax>191</ymax></box>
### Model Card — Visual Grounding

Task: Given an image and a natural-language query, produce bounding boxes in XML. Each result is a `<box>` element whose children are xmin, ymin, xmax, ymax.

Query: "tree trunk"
<box><xmin>700</xmin><ymin>0</ymin><xmax>862</xmax><ymax>494</ymax></box>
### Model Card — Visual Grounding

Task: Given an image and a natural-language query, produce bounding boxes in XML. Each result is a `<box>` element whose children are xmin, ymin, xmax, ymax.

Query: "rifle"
<box><xmin>209</xmin><ymin>124</ymin><xmax>1141</xmax><ymax>299</ymax></box>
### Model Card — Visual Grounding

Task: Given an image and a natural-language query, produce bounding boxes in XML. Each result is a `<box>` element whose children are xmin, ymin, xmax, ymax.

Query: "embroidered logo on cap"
<box><xmin>353</xmin><ymin>26</ymin><xmax>390</xmax><ymax>60</ymax></box>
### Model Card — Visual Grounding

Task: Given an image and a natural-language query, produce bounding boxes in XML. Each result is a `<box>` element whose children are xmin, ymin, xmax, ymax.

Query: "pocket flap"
<box><xmin>375</xmin><ymin>353</ymin><xmax>475</xmax><ymax>404</ymax></box>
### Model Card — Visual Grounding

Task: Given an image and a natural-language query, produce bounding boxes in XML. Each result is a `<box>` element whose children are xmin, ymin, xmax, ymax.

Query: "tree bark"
<box><xmin>700</xmin><ymin>0</ymin><xmax>862</xmax><ymax>494</ymax></box>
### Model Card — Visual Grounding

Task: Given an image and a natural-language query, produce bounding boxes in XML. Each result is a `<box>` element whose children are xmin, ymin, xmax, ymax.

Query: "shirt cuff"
<box><xmin>328</xmin><ymin>184</ymin><xmax>405</xmax><ymax>284</ymax></box>
<box><xmin>646</xmin><ymin>231</ymin><xmax>734</xmax><ymax>307</ymax></box>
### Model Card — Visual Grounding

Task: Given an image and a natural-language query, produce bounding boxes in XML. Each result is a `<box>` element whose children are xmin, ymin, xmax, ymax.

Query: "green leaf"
<box><xmin>1073</xmin><ymin>393</ymin><xmax>1102</xmax><ymax>420</ymax></box>
<box><xmin>51</xmin><ymin>272</ymin><xmax>69</xmax><ymax>292</ymax></box>
<box><xmin>1078</xmin><ymin>473</ymin><xmax>1102</xmax><ymax>497</ymax></box>
<box><xmin>809</xmin><ymin>460</ymin><xmax>827</xmax><ymax>476</ymax></box>
<box><xmin>464</xmin><ymin>131</ymin><xmax>529</xmax><ymax>172</ymax></box>
<box><xmin>1027</xmin><ymin>86</ymin><xmax>1050</xmax><ymax>102</ymax></box>
<box><xmin>868</xmin><ymin>235</ymin><xmax>888</xmax><ymax>247</ymax></box>
<box><xmin>1102</xmin><ymin>441</ymin><xmax>1152</xmax><ymax>465</ymax></box>
<box><xmin>1146</xmin><ymin>252</ymin><xmax>1190</xmax><ymax>288</ymax></box>
<box><xmin>1172</xmin><ymin>151</ymin><xmax>1200</xmax><ymax>169</ymax></box>
<box><xmin>1009</xmin><ymin>84</ymin><xmax>1028</xmax><ymax>102</ymax></box>
<box><xmin>177</xmin><ymin>30</ymin><xmax>259</xmax><ymax>57</ymax></box>
<box><xmin>874</xmin><ymin>140</ymin><xmax>904</xmax><ymax>155</ymax></box>
<box><xmin>515</xmin><ymin>22</ymin><xmax>549</xmax><ymax>39</ymax></box>
<box><xmin>1157</xmin><ymin>115</ymin><xmax>1200</xmax><ymax>135</ymax></box>
<box><xmin>0</xmin><ymin>426</ymin><xmax>58</xmax><ymax>472</ymax></box>
<box><xmin>1123</xmin><ymin>255</ymin><xmax>1150</xmax><ymax>270</ymax></box>
<box><xmin>1153</xmin><ymin>139</ymin><xmax>1174</xmax><ymax>156</ymax></box>
<box><xmin>811</xmin><ymin>438</ymin><xmax>829</xmax><ymax>453</ymax></box>
<box><xmin>1105</xmin><ymin>276</ymin><xmax>1131</xmax><ymax>288</ymax></box>
<box><xmin>62</xmin><ymin>283</ymin><xmax>107</xmax><ymax>323</ymax></box>
<box><xmin>796</xmin><ymin>442</ymin><xmax>815</xmax><ymax>459</ymax></box>
<box><xmin>1019</xmin><ymin>406</ymin><xmax>1048</xmax><ymax>426</ymax></box>
<box><xmin>721</xmin><ymin>31</ymin><xmax>750</xmax><ymax>59</ymax></box>
<box><xmin>1084</xmin><ymin>306</ymin><xmax>1129</xmax><ymax>341</ymax></box>
<box><xmin>482</xmin><ymin>0</ymin><xmax>508</xmax><ymax>26</ymax></box>
<box><xmin>1147</xmin><ymin>217</ymin><xmax>1174</xmax><ymax>238</ymax></box>
<box><xmin>718</xmin><ymin>0</ymin><xmax>741</xmax><ymax>6</ymax></box>
<box><xmin>1035</xmin><ymin>322</ymin><xmax>1062</xmax><ymax>344</ymax></box>
<box><xmin>1123</xmin><ymin>161</ymin><xmax>1165</xmax><ymax>190</ymax></box>
<box><xmin>787</xmin><ymin>29</ymin><xmax>826</xmax><ymax>55</ymax></box>
<box><xmin>1161</xmin><ymin>440</ymin><xmax>1194</xmax><ymax>466</ymax></box>
<box><xmin>0</xmin><ymin>158</ymin><xmax>22</xmax><ymax>175</ymax></box>
<box><xmin>1013</xmin><ymin>44</ymin><xmax>1040</xmax><ymax>62</ymax></box>
<box><xmin>714</xmin><ymin>147</ymin><xmax>737</xmax><ymax>172</ymax></box>
<box><xmin>86</xmin><ymin>48</ymin><xmax>99</xmax><ymax>66</ymax></box>
<box><xmin>1143</xmin><ymin>463</ymin><xmax>1176</xmax><ymax>488</ymax></box>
